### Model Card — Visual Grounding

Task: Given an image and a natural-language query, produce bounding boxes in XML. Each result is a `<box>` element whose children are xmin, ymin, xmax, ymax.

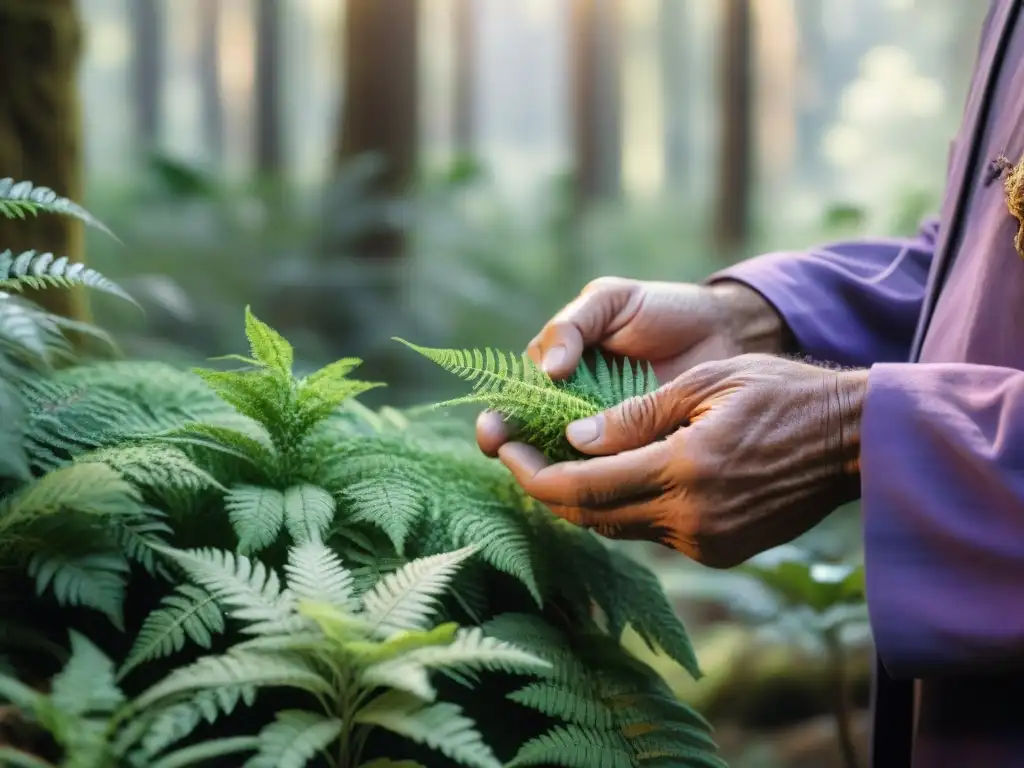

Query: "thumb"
<box><xmin>565</xmin><ymin>385</ymin><xmax>690</xmax><ymax>456</ymax></box>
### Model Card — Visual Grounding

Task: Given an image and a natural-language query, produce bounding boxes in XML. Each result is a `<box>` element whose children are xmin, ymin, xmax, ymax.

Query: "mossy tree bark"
<box><xmin>0</xmin><ymin>0</ymin><xmax>88</xmax><ymax>321</ymax></box>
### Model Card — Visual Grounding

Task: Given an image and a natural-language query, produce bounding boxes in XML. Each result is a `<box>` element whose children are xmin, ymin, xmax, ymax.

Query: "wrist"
<box><xmin>709</xmin><ymin>281</ymin><xmax>797</xmax><ymax>355</ymax></box>
<box><xmin>832</xmin><ymin>368</ymin><xmax>869</xmax><ymax>500</ymax></box>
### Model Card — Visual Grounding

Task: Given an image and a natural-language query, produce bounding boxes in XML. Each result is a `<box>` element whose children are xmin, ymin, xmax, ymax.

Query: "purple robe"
<box><xmin>713</xmin><ymin>1</ymin><xmax>1024</xmax><ymax>765</ymax></box>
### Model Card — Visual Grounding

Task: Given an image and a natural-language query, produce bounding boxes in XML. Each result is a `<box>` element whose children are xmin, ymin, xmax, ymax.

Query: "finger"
<box><xmin>565</xmin><ymin>384</ymin><xmax>691</xmax><ymax>456</ymax></box>
<box><xmin>497</xmin><ymin>440</ymin><xmax>671</xmax><ymax>509</ymax></box>
<box><xmin>527</xmin><ymin>278</ymin><xmax>639</xmax><ymax>379</ymax></box>
<box><xmin>475</xmin><ymin>410</ymin><xmax>519</xmax><ymax>458</ymax></box>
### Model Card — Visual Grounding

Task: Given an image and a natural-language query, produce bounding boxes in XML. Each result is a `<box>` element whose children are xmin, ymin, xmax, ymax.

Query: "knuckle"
<box><xmin>617</xmin><ymin>394</ymin><xmax>659</xmax><ymax>435</ymax></box>
<box><xmin>581</xmin><ymin>276</ymin><xmax>629</xmax><ymax>295</ymax></box>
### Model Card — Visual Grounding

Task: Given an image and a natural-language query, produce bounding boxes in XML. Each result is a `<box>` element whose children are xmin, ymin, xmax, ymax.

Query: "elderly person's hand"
<box><xmin>493</xmin><ymin>354</ymin><xmax>867</xmax><ymax>568</ymax></box>
<box><xmin>476</xmin><ymin>276</ymin><xmax>791</xmax><ymax>457</ymax></box>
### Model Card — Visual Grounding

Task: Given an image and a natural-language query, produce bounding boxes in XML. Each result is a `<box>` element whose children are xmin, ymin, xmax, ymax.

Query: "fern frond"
<box><xmin>507</xmin><ymin>724</ymin><xmax>634</xmax><ymax>768</ymax></box>
<box><xmin>342</xmin><ymin>473</ymin><xmax>425</xmax><ymax>555</ymax></box>
<box><xmin>225</xmin><ymin>485</ymin><xmax>286</xmax><ymax>555</ymax></box>
<box><xmin>283</xmin><ymin>540</ymin><xmax>356</xmax><ymax>611</ymax></box>
<box><xmin>283</xmin><ymin>484</ymin><xmax>336</xmax><ymax>545</ymax></box>
<box><xmin>394</xmin><ymin>340</ymin><xmax>658</xmax><ymax>460</ymax></box>
<box><xmin>361</xmin><ymin>546</ymin><xmax>478</xmax><ymax>637</ymax></box>
<box><xmin>78</xmin><ymin>444</ymin><xmax>225</xmax><ymax>500</ymax></box>
<box><xmin>244</xmin><ymin>306</ymin><xmax>293</xmax><ymax>378</ymax></box>
<box><xmin>28</xmin><ymin>551</ymin><xmax>130</xmax><ymax>630</ymax></box>
<box><xmin>0</xmin><ymin>178</ymin><xmax>116</xmax><ymax>239</ymax></box>
<box><xmin>132</xmin><ymin>651</ymin><xmax>332</xmax><ymax>712</ymax></box>
<box><xmin>355</xmin><ymin>691</ymin><xmax>501</xmax><ymax>768</ymax></box>
<box><xmin>119</xmin><ymin>584</ymin><xmax>226</xmax><ymax>680</ymax></box>
<box><xmin>50</xmin><ymin>631</ymin><xmax>125</xmax><ymax>716</ymax></box>
<box><xmin>0</xmin><ymin>250</ymin><xmax>136</xmax><ymax>307</ymax></box>
<box><xmin>243</xmin><ymin>709</ymin><xmax>343</xmax><ymax>768</ymax></box>
<box><xmin>155</xmin><ymin>545</ymin><xmax>297</xmax><ymax>635</ymax></box>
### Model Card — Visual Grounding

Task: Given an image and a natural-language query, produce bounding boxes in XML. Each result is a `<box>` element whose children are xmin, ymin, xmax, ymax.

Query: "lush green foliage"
<box><xmin>0</xmin><ymin>179</ymin><xmax>725</xmax><ymax>767</ymax></box>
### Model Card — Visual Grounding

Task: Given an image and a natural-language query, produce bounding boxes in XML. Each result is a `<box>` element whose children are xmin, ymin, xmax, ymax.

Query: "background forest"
<box><xmin>0</xmin><ymin>1</ymin><xmax>990</xmax><ymax>766</ymax></box>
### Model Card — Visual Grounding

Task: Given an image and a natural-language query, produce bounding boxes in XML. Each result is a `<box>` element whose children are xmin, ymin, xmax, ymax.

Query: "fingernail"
<box><xmin>542</xmin><ymin>345</ymin><xmax>567</xmax><ymax>373</ymax></box>
<box><xmin>567</xmin><ymin>416</ymin><xmax>602</xmax><ymax>446</ymax></box>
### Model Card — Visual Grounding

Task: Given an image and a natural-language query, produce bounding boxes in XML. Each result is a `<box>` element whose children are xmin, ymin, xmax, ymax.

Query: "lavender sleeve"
<box><xmin>708</xmin><ymin>218</ymin><xmax>939</xmax><ymax>366</ymax></box>
<box><xmin>862</xmin><ymin>363</ymin><xmax>1024</xmax><ymax>677</ymax></box>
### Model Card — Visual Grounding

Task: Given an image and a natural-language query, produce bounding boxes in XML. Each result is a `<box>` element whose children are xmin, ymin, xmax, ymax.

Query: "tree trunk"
<box><xmin>254</xmin><ymin>0</ymin><xmax>284</xmax><ymax>177</ymax></box>
<box><xmin>197</xmin><ymin>0</ymin><xmax>224</xmax><ymax>163</ymax></box>
<box><xmin>713</xmin><ymin>0</ymin><xmax>754</xmax><ymax>255</ymax></box>
<box><xmin>569</xmin><ymin>0</ymin><xmax>622</xmax><ymax>212</ymax></box>
<box><xmin>659</xmin><ymin>0</ymin><xmax>689</xmax><ymax>193</ymax></box>
<box><xmin>0</xmin><ymin>0</ymin><xmax>88</xmax><ymax>321</ymax></box>
<box><xmin>130</xmin><ymin>0</ymin><xmax>163</xmax><ymax>151</ymax></box>
<box><xmin>452</xmin><ymin>0</ymin><xmax>475</xmax><ymax>154</ymax></box>
<box><xmin>336</xmin><ymin>0</ymin><xmax>418</xmax><ymax>260</ymax></box>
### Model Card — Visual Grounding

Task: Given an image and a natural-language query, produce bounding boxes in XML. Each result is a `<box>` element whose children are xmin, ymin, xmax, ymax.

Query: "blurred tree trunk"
<box><xmin>198</xmin><ymin>0</ymin><xmax>224</xmax><ymax>162</ymax></box>
<box><xmin>335</xmin><ymin>0</ymin><xmax>418</xmax><ymax>260</ymax></box>
<box><xmin>659</xmin><ymin>0</ymin><xmax>689</xmax><ymax>194</ymax></box>
<box><xmin>713</xmin><ymin>0</ymin><xmax>754</xmax><ymax>255</ymax></box>
<box><xmin>254</xmin><ymin>0</ymin><xmax>284</xmax><ymax>177</ymax></box>
<box><xmin>131</xmin><ymin>0</ymin><xmax>163</xmax><ymax>150</ymax></box>
<box><xmin>569</xmin><ymin>0</ymin><xmax>622</xmax><ymax>212</ymax></box>
<box><xmin>453</xmin><ymin>0</ymin><xmax>475</xmax><ymax>154</ymax></box>
<box><xmin>0</xmin><ymin>0</ymin><xmax>88</xmax><ymax>321</ymax></box>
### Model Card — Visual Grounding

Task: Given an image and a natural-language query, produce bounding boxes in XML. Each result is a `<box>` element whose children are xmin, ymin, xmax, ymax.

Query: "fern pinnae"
<box><xmin>0</xmin><ymin>177</ymin><xmax>119</xmax><ymax>240</ymax></box>
<box><xmin>0</xmin><ymin>250</ymin><xmax>137</xmax><ymax>306</ymax></box>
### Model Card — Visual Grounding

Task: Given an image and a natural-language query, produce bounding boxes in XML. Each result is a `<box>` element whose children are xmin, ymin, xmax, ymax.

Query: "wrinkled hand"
<box><xmin>477</xmin><ymin>276</ymin><xmax>789</xmax><ymax>457</ymax></box>
<box><xmin>494</xmin><ymin>355</ymin><xmax>868</xmax><ymax>568</ymax></box>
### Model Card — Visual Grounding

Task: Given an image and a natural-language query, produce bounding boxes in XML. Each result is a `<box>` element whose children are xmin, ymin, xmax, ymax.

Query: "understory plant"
<box><xmin>0</xmin><ymin>178</ymin><xmax>726</xmax><ymax>767</ymax></box>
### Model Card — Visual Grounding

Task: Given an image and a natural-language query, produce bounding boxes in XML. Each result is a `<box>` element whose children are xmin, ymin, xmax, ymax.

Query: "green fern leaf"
<box><xmin>0</xmin><ymin>463</ymin><xmax>142</xmax><ymax>542</ymax></box>
<box><xmin>148</xmin><ymin>736</ymin><xmax>261</xmax><ymax>768</ymax></box>
<box><xmin>394</xmin><ymin>340</ymin><xmax>657</xmax><ymax>460</ymax></box>
<box><xmin>342</xmin><ymin>474</ymin><xmax>425</xmax><ymax>555</ymax></box>
<box><xmin>283</xmin><ymin>484</ymin><xmax>336</xmax><ymax>545</ymax></box>
<box><xmin>50</xmin><ymin>631</ymin><xmax>125</xmax><ymax>716</ymax></box>
<box><xmin>0</xmin><ymin>178</ymin><xmax>116</xmax><ymax>238</ymax></box>
<box><xmin>355</xmin><ymin>691</ymin><xmax>501</xmax><ymax>768</ymax></box>
<box><xmin>156</xmin><ymin>545</ymin><xmax>296</xmax><ymax>635</ymax></box>
<box><xmin>508</xmin><ymin>683</ymin><xmax>615</xmax><ymax>729</ymax></box>
<box><xmin>283</xmin><ymin>540</ymin><xmax>356</xmax><ymax>611</ymax></box>
<box><xmin>507</xmin><ymin>725</ymin><xmax>634</xmax><ymax>768</ymax></box>
<box><xmin>0</xmin><ymin>250</ymin><xmax>135</xmax><ymax>305</ymax></box>
<box><xmin>441</xmin><ymin>497</ymin><xmax>541</xmax><ymax>604</ymax></box>
<box><xmin>130</xmin><ymin>686</ymin><xmax>257</xmax><ymax>760</ymax></box>
<box><xmin>119</xmin><ymin>584</ymin><xmax>226</xmax><ymax>680</ymax></box>
<box><xmin>243</xmin><ymin>709</ymin><xmax>342</xmax><ymax>768</ymax></box>
<box><xmin>132</xmin><ymin>651</ymin><xmax>332</xmax><ymax>712</ymax></box>
<box><xmin>226</xmin><ymin>485</ymin><xmax>286</xmax><ymax>555</ymax></box>
<box><xmin>28</xmin><ymin>551</ymin><xmax>129</xmax><ymax>630</ymax></box>
<box><xmin>244</xmin><ymin>306</ymin><xmax>293</xmax><ymax>377</ymax></box>
<box><xmin>165</xmin><ymin>421</ymin><xmax>278</xmax><ymax>472</ymax></box>
<box><xmin>361</xmin><ymin>546</ymin><xmax>478</xmax><ymax>637</ymax></box>
<box><xmin>79</xmin><ymin>444</ymin><xmax>225</xmax><ymax>499</ymax></box>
